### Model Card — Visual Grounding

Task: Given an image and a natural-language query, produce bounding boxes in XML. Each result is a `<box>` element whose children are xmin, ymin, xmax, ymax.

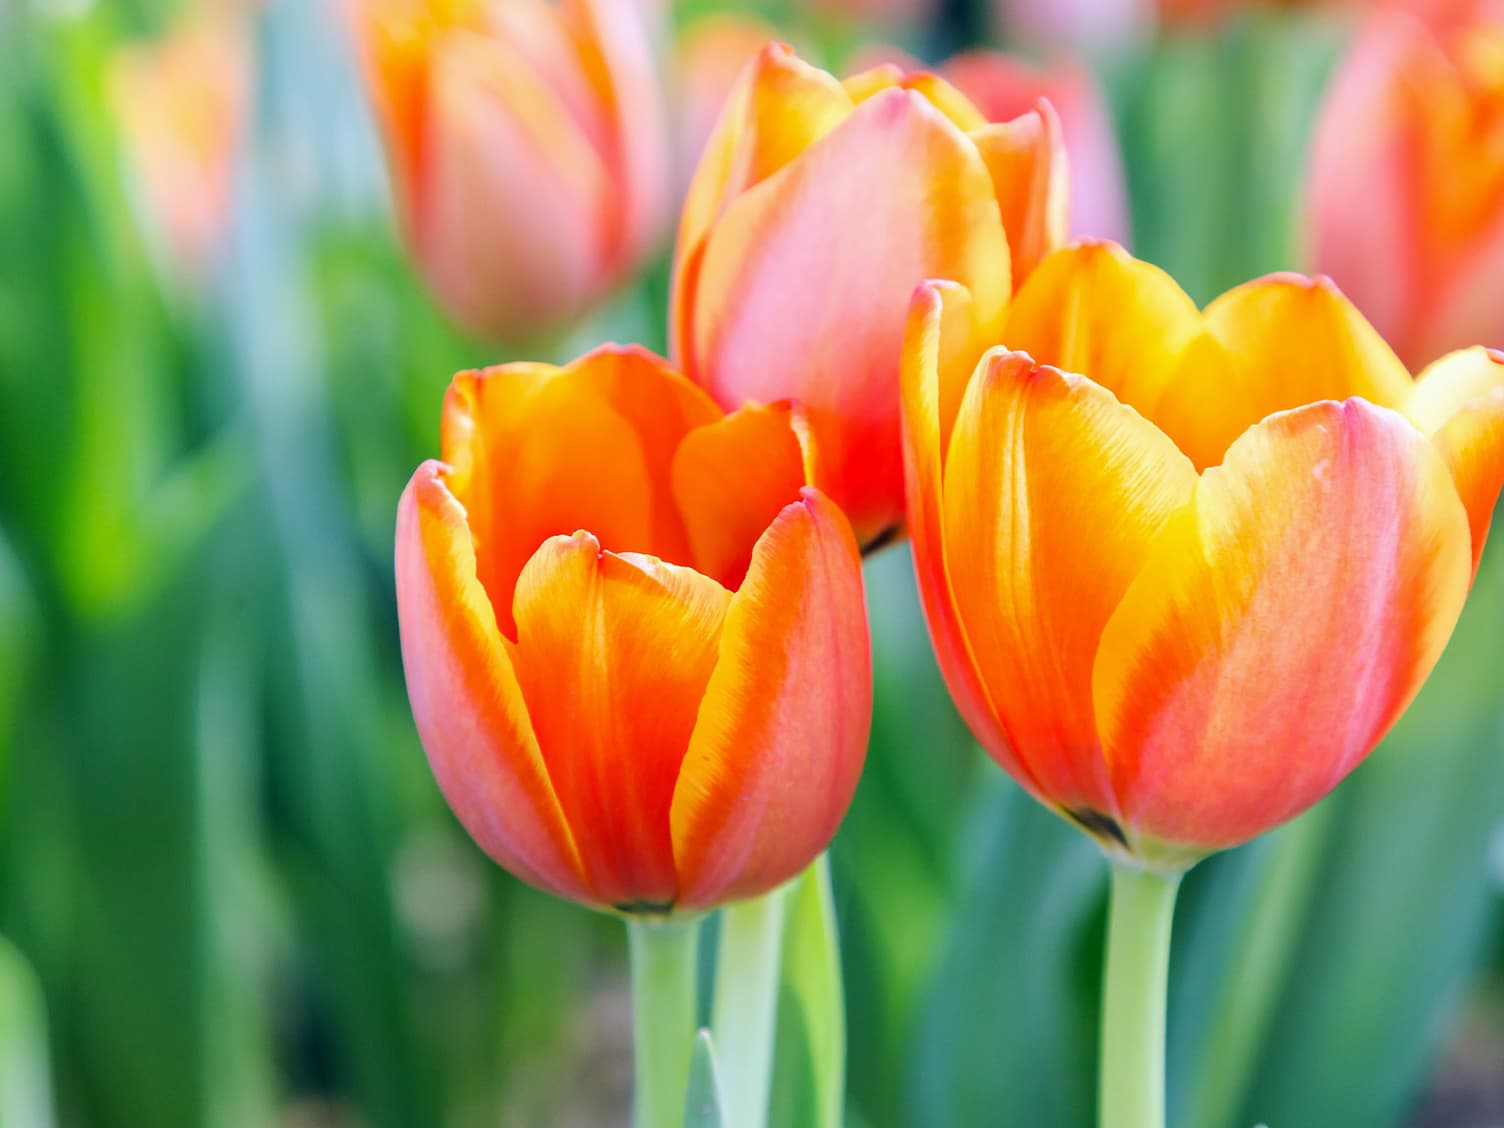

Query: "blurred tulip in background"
<box><xmin>352</xmin><ymin>0</ymin><xmax>670</xmax><ymax>341</ymax></box>
<box><xmin>672</xmin><ymin>13</ymin><xmax>781</xmax><ymax>198</ymax></box>
<box><xmin>1309</xmin><ymin>0</ymin><xmax>1504</xmax><ymax>368</ymax></box>
<box><xmin>107</xmin><ymin>12</ymin><xmax>249</xmax><ymax>286</ymax></box>
<box><xmin>672</xmin><ymin>44</ymin><xmax>1067</xmax><ymax>546</ymax></box>
<box><xmin>396</xmin><ymin>345</ymin><xmax>871</xmax><ymax>913</ymax></box>
<box><xmin>903</xmin><ymin>241</ymin><xmax>1504</xmax><ymax>865</ymax></box>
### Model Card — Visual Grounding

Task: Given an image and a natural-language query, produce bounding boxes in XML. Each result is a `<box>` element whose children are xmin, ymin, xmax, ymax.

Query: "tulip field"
<box><xmin>1</xmin><ymin>0</ymin><xmax>1502</xmax><ymax>1126</ymax></box>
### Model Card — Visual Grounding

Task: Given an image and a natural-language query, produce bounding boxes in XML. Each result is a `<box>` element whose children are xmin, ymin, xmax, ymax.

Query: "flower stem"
<box><xmin>1099</xmin><ymin>862</ymin><xmax>1183</xmax><ymax>1128</ymax></box>
<box><xmin>628</xmin><ymin>915</ymin><xmax>700</xmax><ymax>1128</ymax></box>
<box><xmin>711</xmin><ymin>885</ymin><xmax>789</xmax><ymax>1128</ymax></box>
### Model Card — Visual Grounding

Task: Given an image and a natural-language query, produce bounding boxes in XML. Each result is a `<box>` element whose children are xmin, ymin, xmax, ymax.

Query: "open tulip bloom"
<box><xmin>395</xmin><ymin>345</ymin><xmax>870</xmax><ymax>1126</ymax></box>
<box><xmin>902</xmin><ymin>240</ymin><xmax>1504</xmax><ymax>1128</ymax></box>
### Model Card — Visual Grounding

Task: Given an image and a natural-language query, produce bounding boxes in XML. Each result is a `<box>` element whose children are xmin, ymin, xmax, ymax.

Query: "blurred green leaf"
<box><xmin>0</xmin><ymin>934</ymin><xmax>55</xmax><ymax>1128</ymax></box>
<box><xmin>685</xmin><ymin>1029</ymin><xmax>726</xmax><ymax>1127</ymax></box>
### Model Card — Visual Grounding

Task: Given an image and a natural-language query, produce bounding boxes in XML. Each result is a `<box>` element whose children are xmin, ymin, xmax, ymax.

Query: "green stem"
<box><xmin>1099</xmin><ymin>863</ymin><xmax>1183</xmax><ymax>1128</ymax></box>
<box><xmin>711</xmin><ymin>886</ymin><xmax>789</xmax><ymax>1128</ymax></box>
<box><xmin>628</xmin><ymin>916</ymin><xmax>700</xmax><ymax>1128</ymax></box>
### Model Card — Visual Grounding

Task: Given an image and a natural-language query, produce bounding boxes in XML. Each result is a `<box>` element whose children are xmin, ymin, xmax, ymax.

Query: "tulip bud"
<box><xmin>396</xmin><ymin>344</ymin><xmax>871</xmax><ymax>913</ymax></box>
<box><xmin>902</xmin><ymin>240</ymin><xmax>1504</xmax><ymax>869</ymax></box>
<box><xmin>671</xmin><ymin>13</ymin><xmax>780</xmax><ymax>201</ymax></box>
<box><xmin>672</xmin><ymin>44</ymin><xmax>1068</xmax><ymax>547</ymax></box>
<box><xmin>1308</xmin><ymin>1</ymin><xmax>1504</xmax><ymax>368</ymax></box>
<box><xmin>354</xmin><ymin>0</ymin><xmax>670</xmax><ymax>341</ymax></box>
<box><xmin>108</xmin><ymin>14</ymin><xmax>249</xmax><ymax>286</ymax></box>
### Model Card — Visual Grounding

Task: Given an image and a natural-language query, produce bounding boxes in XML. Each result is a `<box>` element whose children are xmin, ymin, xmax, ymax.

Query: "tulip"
<box><xmin>396</xmin><ymin>343</ymin><xmax>870</xmax><ymax>914</ymax></box>
<box><xmin>672</xmin><ymin>44</ymin><xmax>1068</xmax><ymax>548</ymax></box>
<box><xmin>354</xmin><ymin>0</ymin><xmax>669</xmax><ymax>341</ymax></box>
<box><xmin>108</xmin><ymin>14</ymin><xmax>249</xmax><ymax>284</ymax></box>
<box><xmin>903</xmin><ymin>239</ymin><xmax>1504</xmax><ymax>1128</ymax></box>
<box><xmin>1308</xmin><ymin>0</ymin><xmax>1504</xmax><ymax>368</ymax></box>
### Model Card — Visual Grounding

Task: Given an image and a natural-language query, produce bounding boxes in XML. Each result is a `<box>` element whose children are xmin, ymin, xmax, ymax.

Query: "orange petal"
<box><xmin>686</xmin><ymin>86</ymin><xmax>1011</xmax><ymax>540</ymax></box>
<box><xmin>969</xmin><ymin>100</ymin><xmax>1068</xmax><ymax>286</ymax></box>
<box><xmin>671</xmin><ymin>490</ymin><xmax>870</xmax><ymax>910</ymax></box>
<box><xmin>843</xmin><ymin>65</ymin><xmax>990</xmax><ymax>132</ymax></box>
<box><xmin>941</xmin><ymin>353</ymin><xmax>1197</xmax><ymax>822</ymax></box>
<box><xmin>671</xmin><ymin>402</ymin><xmax>812</xmax><ymax>589</ymax></box>
<box><xmin>900</xmin><ymin>283</ymin><xmax>1031</xmax><ymax>789</ymax></box>
<box><xmin>1094</xmin><ymin>399</ymin><xmax>1472</xmax><ymax>855</ymax></box>
<box><xmin>395</xmin><ymin>462</ymin><xmax>589</xmax><ymax>903</ymax></box>
<box><xmin>1154</xmin><ymin>274</ymin><xmax>1417</xmax><ymax>469</ymax></box>
<box><xmin>1406</xmin><ymin>347</ymin><xmax>1504</xmax><ymax>573</ymax></box>
<box><xmin>440</xmin><ymin>346</ymin><xmax>720</xmax><ymax>633</ymax></box>
<box><xmin>509</xmin><ymin>533</ymin><xmax>732</xmax><ymax>911</ymax></box>
<box><xmin>1001</xmin><ymin>241</ymin><xmax>1208</xmax><ymax>425</ymax></box>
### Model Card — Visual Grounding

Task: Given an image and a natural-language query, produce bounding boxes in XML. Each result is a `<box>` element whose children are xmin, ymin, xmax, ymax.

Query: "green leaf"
<box><xmin>772</xmin><ymin>855</ymin><xmax>846</xmax><ymax>1128</ymax></box>
<box><xmin>684</xmin><ymin>1029</ymin><xmax>726</xmax><ymax>1128</ymax></box>
<box><xmin>0</xmin><ymin>935</ymin><xmax>54</xmax><ymax>1128</ymax></box>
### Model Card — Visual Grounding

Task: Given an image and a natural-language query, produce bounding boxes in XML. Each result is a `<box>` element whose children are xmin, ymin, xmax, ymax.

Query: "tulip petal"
<box><xmin>672</xmin><ymin>402</ymin><xmax>812</xmax><ymax>589</ymax></box>
<box><xmin>1094</xmin><ymin>399</ymin><xmax>1472</xmax><ymax>854</ymax></box>
<box><xmin>1001</xmin><ymin>241</ymin><xmax>1207</xmax><ymax>424</ymax></box>
<box><xmin>843</xmin><ymin>65</ymin><xmax>990</xmax><ymax>132</ymax></box>
<box><xmin>441</xmin><ymin>347</ymin><xmax>720</xmax><ymax>632</ymax></box>
<box><xmin>1154</xmin><ymin>274</ymin><xmax>1417</xmax><ymax>469</ymax></box>
<box><xmin>900</xmin><ymin>282</ymin><xmax>1034</xmax><ymax>790</ymax></box>
<box><xmin>1405</xmin><ymin>347</ymin><xmax>1504</xmax><ymax>572</ymax></box>
<box><xmin>941</xmin><ymin>352</ymin><xmax>1197</xmax><ymax>822</ymax></box>
<box><xmin>395</xmin><ymin>462</ymin><xmax>590</xmax><ymax>903</ymax></box>
<box><xmin>968</xmin><ymin>100</ymin><xmax>1068</xmax><ymax>285</ymax></box>
<box><xmin>671</xmin><ymin>490</ymin><xmax>870</xmax><ymax>910</ymax></box>
<box><xmin>687</xmin><ymin>86</ymin><xmax>1011</xmax><ymax>539</ymax></box>
<box><xmin>509</xmin><ymin>533</ymin><xmax>732</xmax><ymax>911</ymax></box>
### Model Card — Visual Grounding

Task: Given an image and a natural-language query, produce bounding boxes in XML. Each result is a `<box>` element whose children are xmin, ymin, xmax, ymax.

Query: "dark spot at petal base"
<box><xmin>1064</xmin><ymin>807</ymin><xmax>1129</xmax><ymax>849</ymax></box>
<box><xmin>613</xmin><ymin>898</ymin><xmax>675</xmax><ymax>916</ymax></box>
<box><xmin>862</xmin><ymin>524</ymin><xmax>902</xmax><ymax>557</ymax></box>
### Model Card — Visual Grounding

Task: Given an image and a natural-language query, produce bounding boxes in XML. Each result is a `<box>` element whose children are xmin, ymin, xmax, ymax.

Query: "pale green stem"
<box><xmin>628</xmin><ymin>916</ymin><xmax>700</xmax><ymax>1128</ymax></box>
<box><xmin>1099</xmin><ymin>863</ymin><xmax>1183</xmax><ymax>1128</ymax></box>
<box><xmin>711</xmin><ymin>885</ymin><xmax>789</xmax><ymax>1128</ymax></box>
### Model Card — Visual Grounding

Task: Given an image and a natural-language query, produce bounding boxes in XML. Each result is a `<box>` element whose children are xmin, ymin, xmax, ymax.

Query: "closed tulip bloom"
<box><xmin>396</xmin><ymin>345</ymin><xmax>871</xmax><ymax>912</ymax></box>
<box><xmin>903</xmin><ymin>241</ymin><xmax>1504</xmax><ymax>869</ymax></box>
<box><xmin>355</xmin><ymin>0</ymin><xmax>669</xmax><ymax>341</ymax></box>
<box><xmin>672</xmin><ymin>44</ymin><xmax>1068</xmax><ymax>548</ymax></box>
<box><xmin>672</xmin><ymin>13</ymin><xmax>780</xmax><ymax>199</ymax></box>
<box><xmin>1309</xmin><ymin>0</ymin><xmax>1504</xmax><ymax>368</ymax></box>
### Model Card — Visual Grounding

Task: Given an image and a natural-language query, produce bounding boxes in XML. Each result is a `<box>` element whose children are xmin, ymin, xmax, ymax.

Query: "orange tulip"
<box><xmin>903</xmin><ymin>240</ymin><xmax>1504</xmax><ymax>868</ymax></box>
<box><xmin>353</xmin><ymin>0</ymin><xmax>669</xmax><ymax>341</ymax></box>
<box><xmin>671</xmin><ymin>44</ymin><xmax>1068</xmax><ymax>548</ymax></box>
<box><xmin>671</xmin><ymin>13</ymin><xmax>781</xmax><ymax>199</ymax></box>
<box><xmin>395</xmin><ymin>345</ymin><xmax>871</xmax><ymax>912</ymax></box>
<box><xmin>108</xmin><ymin>13</ymin><xmax>249</xmax><ymax>283</ymax></box>
<box><xmin>1308</xmin><ymin>0</ymin><xmax>1504</xmax><ymax>368</ymax></box>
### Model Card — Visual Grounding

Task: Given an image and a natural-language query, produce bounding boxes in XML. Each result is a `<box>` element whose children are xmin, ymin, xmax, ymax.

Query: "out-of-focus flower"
<box><xmin>108</xmin><ymin>14</ymin><xmax>249</xmax><ymax>283</ymax></box>
<box><xmin>992</xmin><ymin>0</ymin><xmax>1153</xmax><ymax>53</ymax></box>
<box><xmin>1309</xmin><ymin>0</ymin><xmax>1504</xmax><ymax>368</ymax></box>
<box><xmin>353</xmin><ymin>0</ymin><xmax>669</xmax><ymax>341</ymax></box>
<box><xmin>904</xmin><ymin>240</ymin><xmax>1504</xmax><ymax>869</ymax></box>
<box><xmin>396</xmin><ymin>344</ymin><xmax>871</xmax><ymax>913</ymax></box>
<box><xmin>939</xmin><ymin>51</ymin><xmax>1129</xmax><ymax>245</ymax></box>
<box><xmin>672</xmin><ymin>44</ymin><xmax>1067</xmax><ymax>547</ymax></box>
<box><xmin>805</xmin><ymin>0</ymin><xmax>938</xmax><ymax>32</ymax></box>
<box><xmin>671</xmin><ymin>13</ymin><xmax>779</xmax><ymax>198</ymax></box>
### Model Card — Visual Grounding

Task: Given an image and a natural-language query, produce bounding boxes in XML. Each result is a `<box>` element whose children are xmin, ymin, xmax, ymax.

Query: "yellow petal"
<box><xmin>1406</xmin><ymin>346</ymin><xmax>1504</xmax><ymax>573</ymax></box>
<box><xmin>941</xmin><ymin>353</ymin><xmax>1196</xmax><ymax>821</ymax></box>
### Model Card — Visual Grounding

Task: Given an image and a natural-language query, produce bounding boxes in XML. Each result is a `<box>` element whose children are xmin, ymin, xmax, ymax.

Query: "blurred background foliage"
<box><xmin>0</xmin><ymin>0</ymin><xmax>1500</xmax><ymax>1125</ymax></box>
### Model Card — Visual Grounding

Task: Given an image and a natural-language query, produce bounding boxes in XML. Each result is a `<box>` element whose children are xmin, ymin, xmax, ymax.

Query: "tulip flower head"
<box><xmin>354</xmin><ymin>0</ymin><xmax>670</xmax><ymax>341</ymax></box>
<box><xmin>108</xmin><ymin>14</ymin><xmax>249</xmax><ymax>285</ymax></box>
<box><xmin>672</xmin><ymin>13</ymin><xmax>781</xmax><ymax>199</ymax></box>
<box><xmin>396</xmin><ymin>345</ymin><xmax>871</xmax><ymax>913</ymax></box>
<box><xmin>903</xmin><ymin>241</ymin><xmax>1504</xmax><ymax>870</ymax></box>
<box><xmin>1309</xmin><ymin>0</ymin><xmax>1504</xmax><ymax>368</ymax></box>
<box><xmin>672</xmin><ymin>44</ymin><xmax>1068</xmax><ymax>548</ymax></box>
